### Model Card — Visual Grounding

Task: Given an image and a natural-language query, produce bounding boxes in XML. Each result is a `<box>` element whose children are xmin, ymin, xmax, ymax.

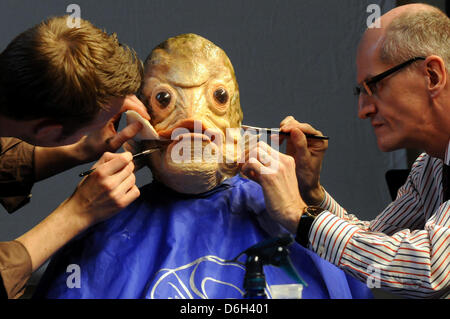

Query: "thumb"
<box><xmin>92</xmin><ymin>151</ymin><xmax>116</xmax><ymax>168</ymax></box>
<box><xmin>288</xmin><ymin>128</ymin><xmax>309</xmax><ymax>157</ymax></box>
<box><xmin>106</xmin><ymin>122</ymin><xmax>143</xmax><ymax>151</ymax></box>
<box><xmin>122</xmin><ymin>95</ymin><xmax>151</xmax><ymax>120</ymax></box>
<box><xmin>241</xmin><ymin>158</ymin><xmax>264</xmax><ymax>184</ymax></box>
<box><xmin>94</xmin><ymin>151</ymin><xmax>133</xmax><ymax>167</ymax></box>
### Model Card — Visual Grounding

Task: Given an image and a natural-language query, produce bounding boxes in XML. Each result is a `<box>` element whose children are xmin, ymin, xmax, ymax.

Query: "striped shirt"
<box><xmin>308</xmin><ymin>142</ymin><xmax>450</xmax><ymax>298</ymax></box>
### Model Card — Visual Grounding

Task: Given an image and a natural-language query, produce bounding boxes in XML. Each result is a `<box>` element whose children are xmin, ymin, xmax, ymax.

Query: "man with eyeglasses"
<box><xmin>241</xmin><ymin>3</ymin><xmax>449</xmax><ymax>298</ymax></box>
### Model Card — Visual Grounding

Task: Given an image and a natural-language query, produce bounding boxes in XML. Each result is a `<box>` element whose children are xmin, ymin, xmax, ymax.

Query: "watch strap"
<box><xmin>295</xmin><ymin>206</ymin><xmax>325</xmax><ymax>247</ymax></box>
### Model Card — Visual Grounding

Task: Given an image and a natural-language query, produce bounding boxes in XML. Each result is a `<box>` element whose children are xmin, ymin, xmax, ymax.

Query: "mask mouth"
<box><xmin>166</xmin><ymin>125</ymin><xmax>235</xmax><ymax>167</ymax></box>
<box><xmin>157</xmin><ymin>119</ymin><xmax>210</xmax><ymax>139</ymax></box>
<box><xmin>157</xmin><ymin>119</ymin><xmax>226</xmax><ymax>149</ymax></box>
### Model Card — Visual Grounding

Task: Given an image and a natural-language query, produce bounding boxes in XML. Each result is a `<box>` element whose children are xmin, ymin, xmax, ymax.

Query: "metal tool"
<box><xmin>79</xmin><ymin>148</ymin><xmax>161</xmax><ymax>177</ymax></box>
<box><xmin>241</xmin><ymin>125</ymin><xmax>329</xmax><ymax>140</ymax></box>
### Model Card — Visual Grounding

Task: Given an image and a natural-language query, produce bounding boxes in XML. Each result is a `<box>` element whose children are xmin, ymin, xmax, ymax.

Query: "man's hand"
<box><xmin>279</xmin><ymin>116</ymin><xmax>328</xmax><ymax>206</ymax></box>
<box><xmin>121</xmin><ymin>95</ymin><xmax>151</xmax><ymax>120</ymax></box>
<box><xmin>16</xmin><ymin>151</ymin><xmax>139</xmax><ymax>272</ymax></box>
<box><xmin>33</xmin><ymin>95</ymin><xmax>150</xmax><ymax>184</ymax></box>
<box><xmin>74</xmin><ymin>95</ymin><xmax>150</xmax><ymax>163</ymax></box>
<box><xmin>65</xmin><ymin>151</ymin><xmax>139</xmax><ymax>226</ymax></box>
<box><xmin>241</xmin><ymin>141</ymin><xmax>306</xmax><ymax>234</ymax></box>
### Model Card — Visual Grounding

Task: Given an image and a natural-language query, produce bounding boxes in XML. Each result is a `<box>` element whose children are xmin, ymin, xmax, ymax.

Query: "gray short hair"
<box><xmin>380</xmin><ymin>7</ymin><xmax>450</xmax><ymax>72</ymax></box>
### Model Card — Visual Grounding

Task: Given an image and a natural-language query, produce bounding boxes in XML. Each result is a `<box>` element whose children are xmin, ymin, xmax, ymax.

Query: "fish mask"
<box><xmin>135</xmin><ymin>33</ymin><xmax>244</xmax><ymax>194</ymax></box>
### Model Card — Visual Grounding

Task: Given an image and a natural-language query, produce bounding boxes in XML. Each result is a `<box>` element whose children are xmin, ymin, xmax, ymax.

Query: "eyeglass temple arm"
<box><xmin>367</xmin><ymin>57</ymin><xmax>426</xmax><ymax>85</ymax></box>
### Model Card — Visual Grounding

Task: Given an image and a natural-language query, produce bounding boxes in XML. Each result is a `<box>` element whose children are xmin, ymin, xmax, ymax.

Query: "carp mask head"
<box><xmin>139</xmin><ymin>34</ymin><xmax>243</xmax><ymax>194</ymax></box>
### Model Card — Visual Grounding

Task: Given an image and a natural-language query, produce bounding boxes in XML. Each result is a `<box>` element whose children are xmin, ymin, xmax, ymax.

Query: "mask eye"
<box><xmin>214</xmin><ymin>88</ymin><xmax>228</xmax><ymax>105</ymax></box>
<box><xmin>155</xmin><ymin>91</ymin><xmax>171</xmax><ymax>108</ymax></box>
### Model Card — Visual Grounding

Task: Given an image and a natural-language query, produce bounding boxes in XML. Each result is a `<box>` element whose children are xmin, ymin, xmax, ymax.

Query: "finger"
<box><xmin>128</xmin><ymin>94</ymin><xmax>144</xmax><ymax>106</ymax></box>
<box><xmin>281</xmin><ymin>121</ymin><xmax>325</xmax><ymax>152</ymax></box>
<box><xmin>270</xmin><ymin>134</ymin><xmax>284</xmax><ymax>147</ymax></box>
<box><xmin>242</xmin><ymin>133</ymin><xmax>259</xmax><ymax>147</ymax></box>
<box><xmin>117</xmin><ymin>185</ymin><xmax>140</xmax><ymax>209</ymax></box>
<box><xmin>256</xmin><ymin>140</ymin><xmax>272</xmax><ymax>151</ymax></box>
<box><xmin>106</xmin><ymin>122</ymin><xmax>143</xmax><ymax>151</ymax></box>
<box><xmin>256</xmin><ymin>141</ymin><xmax>277</xmax><ymax>158</ymax></box>
<box><xmin>123</xmin><ymin>139</ymin><xmax>141</xmax><ymax>154</ymax></box>
<box><xmin>86</xmin><ymin>152</ymin><xmax>118</xmax><ymax>175</ymax></box>
<box><xmin>281</xmin><ymin>122</ymin><xmax>321</xmax><ymax>136</ymax></box>
<box><xmin>288</xmin><ymin>128</ymin><xmax>309</xmax><ymax>157</ymax></box>
<box><xmin>241</xmin><ymin>138</ymin><xmax>260</xmax><ymax>163</ymax></box>
<box><xmin>95</xmin><ymin>152</ymin><xmax>133</xmax><ymax>176</ymax></box>
<box><xmin>92</xmin><ymin>151</ymin><xmax>118</xmax><ymax>167</ymax></box>
<box><xmin>110</xmin><ymin>160</ymin><xmax>135</xmax><ymax>184</ymax></box>
<box><xmin>256</xmin><ymin>142</ymin><xmax>284</xmax><ymax>171</ymax></box>
<box><xmin>110</xmin><ymin>170</ymin><xmax>136</xmax><ymax>198</ymax></box>
<box><xmin>280</xmin><ymin>116</ymin><xmax>295</xmax><ymax>127</ymax></box>
<box><xmin>270</xmin><ymin>132</ymin><xmax>286</xmax><ymax>146</ymax></box>
<box><xmin>255</xmin><ymin>147</ymin><xmax>272</xmax><ymax>166</ymax></box>
<box><xmin>98</xmin><ymin>161</ymin><xmax>135</xmax><ymax>194</ymax></box>
<box><xmin>239</xmin><ymin>134</ymin><xmax>259</xmax><ymax>162</ymax></box>
<box><xmin>289</xmin><ymin>126</ymin><xmax>327</xmax><ymax>150</ymax></box>
<box><xmin>241</xmin><ymin>158</ymin><xmax>265</xmax><ymax>183</ymax></box>
<box><xmin>121</xmin><ymin>95</ymin><xmax>151</xmax><ymax>120</ymax></box>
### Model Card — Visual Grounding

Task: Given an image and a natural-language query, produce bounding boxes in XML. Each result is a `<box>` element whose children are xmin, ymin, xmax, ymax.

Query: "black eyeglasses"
<box><xmin>353</xmin><ymin>56</ymin><xmax>426</xmax><ymax>97</ymax></box>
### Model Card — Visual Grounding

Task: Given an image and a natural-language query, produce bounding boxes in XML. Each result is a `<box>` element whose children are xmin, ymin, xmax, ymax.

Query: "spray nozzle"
<box><xmin>229</xmin><ymin>234</ymin><xmax>307</xmax><ymax>298</ymax></box>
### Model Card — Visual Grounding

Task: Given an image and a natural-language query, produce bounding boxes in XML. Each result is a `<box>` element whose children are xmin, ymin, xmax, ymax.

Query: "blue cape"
<box><xmin>34</xmin><ymin>176</ymin><xmax>372</xmax><ymax>299</ymax></box>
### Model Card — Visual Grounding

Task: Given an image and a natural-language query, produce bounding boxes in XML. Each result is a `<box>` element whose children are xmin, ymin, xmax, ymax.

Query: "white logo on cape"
<box><xmin>147</xmin><ymin>255</ymin><xmax>274</xmax><ymax>299</ymax></box>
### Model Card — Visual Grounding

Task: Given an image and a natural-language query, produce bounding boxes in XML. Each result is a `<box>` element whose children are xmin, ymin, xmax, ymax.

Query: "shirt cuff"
<box><xmin>317</xmin><ymin>189</ymin><xmax>347</xmax><ymax>219</ymax></box>
<box><xmin>308</xmin><ymin>211</ymin><xmax>360</xmax><ymax>266</ymax></box>
<box><xmin>0</xmin><ymin>241</ymin><xmax>32</xmax><ymax>299</ymax></box>
<box><xmin>0</xmin><ymin>138</ymin><xmax>36</xmax><ymax>213</ymax></box>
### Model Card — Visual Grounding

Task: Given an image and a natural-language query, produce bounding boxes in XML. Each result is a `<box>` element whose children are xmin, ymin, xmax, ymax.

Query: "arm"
<box><xmin>308</xmin><ymin>203</ymin><xmax>449</xmax><ymax>298</ymax></box>
<box><xmin>0</xmin><ymin>151</ymin><xmax>140</xmax><ymax>299</ymax></box>
<box><xmin>33</xmin><ymin>143</ymin><xmax>89</xmax><ymax>182</ymax></box>
<box><xmin>315</xmin><ymin>189</ymin><xmax>372</xmax><ymax>229</ymax></box>
<box><xmin>17</xmin><ymin>151</ymin><xmax>139</xmax><ymax>272</ymax></box>
<box><xmin>0</xmin><ymin>138</ymin><xmax>35</xmax><ymax>213</ymax></box>
<box><xmin>0</xmin><ymin>241</ymin><xmax>32</xmax><ymax>298</ymax></box>
<box><xmin>34</xmin><ymin>94</ymin><xmax>149</xmax><ymax>182</ymax></box>
<box><xmin>0</xmin><ymin>152</ymin><xmax>138</xmax><ymax>298</ymax></box>
<box><xmin>279</xmin><ymin>116</ymin><xmax>328</xmax><ymax>205</ymax></box>
<box><xmin>307</xmin><ymin>154</ymin><xmax>449</xmax><ymax>298</ymax></box>
<box><xmin>245</xmin><ymin>142</ymin><xmax>449</xmax><ymax>298</ymax></box>
<box><xmin>32</xmin><ymin>120</ymin><xmax>141</xmax><ymax>181</ymax></box>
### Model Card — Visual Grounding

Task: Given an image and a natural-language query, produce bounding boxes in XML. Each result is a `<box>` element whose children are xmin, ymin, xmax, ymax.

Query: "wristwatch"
<box><xmin>295</xmin><ymin>206</ymin><xmax>326</xmax><ymax>247</ymax></box>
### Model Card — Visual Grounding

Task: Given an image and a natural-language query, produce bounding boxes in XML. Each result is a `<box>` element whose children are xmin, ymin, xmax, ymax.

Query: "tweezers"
<box><xmin>241</xmin><ymin>125</ymin><xmax>329</xmax><ymax>140</ymax></box>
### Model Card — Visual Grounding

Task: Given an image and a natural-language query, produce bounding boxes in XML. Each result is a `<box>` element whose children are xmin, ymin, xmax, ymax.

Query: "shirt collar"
<box><xmin>445</xmin><ymin>140</ymin><xmax>450</xmax><ymax>166</ymax></box>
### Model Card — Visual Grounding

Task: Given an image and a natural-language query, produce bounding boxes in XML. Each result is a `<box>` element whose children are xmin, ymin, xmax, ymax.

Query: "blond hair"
<box><xmin>0</xmin><ymin>16</ymin><xmax>142</xmax><ymax>135</ymax></box>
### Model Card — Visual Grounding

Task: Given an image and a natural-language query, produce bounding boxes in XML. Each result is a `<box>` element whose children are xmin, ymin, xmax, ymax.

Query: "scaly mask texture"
<box><xmin>140</xmin><ymin>33</ymin><xmax>244</xmax><ymax>194</ymax></box>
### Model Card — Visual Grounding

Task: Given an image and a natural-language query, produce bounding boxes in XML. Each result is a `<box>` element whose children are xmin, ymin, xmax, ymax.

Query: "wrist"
<box><xmin>71</xmin><ymin>137</ymin><xmax>95</xmax><ymax>164</ymax></box>
<box><xmin>296</xmin><ymin>206</ymin><xmax>326</xmax><ymax>247</ymax></box>
<box><xmin>281</xmin><ymin>204</ymin><xmax>306</xmax><ymax>234</ymax></box>
<box><xmin>34</xmin><ymin>144</ymin><xmax>89</xmax><ymax>182</ymax></box>
<box><xmin>302</xmin><ymin>185</ymin><xmax>325</xmax><ymax>206</ymax></box>
<box><xmin>58</xmin><ymin>196</ymin><xmax>93</xmax><ymax>233</ymax></box>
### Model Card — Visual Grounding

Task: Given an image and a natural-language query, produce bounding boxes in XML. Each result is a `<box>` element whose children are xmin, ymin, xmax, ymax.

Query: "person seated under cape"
<box><xmin>34</xmin><ymin>34</ymin><xmax>372</xmax><ymax>299</ymax></box>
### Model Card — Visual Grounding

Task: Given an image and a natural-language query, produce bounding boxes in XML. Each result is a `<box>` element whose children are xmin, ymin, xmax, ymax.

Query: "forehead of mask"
<box><xmin>141</xmin><ymin>33</ymin><xmax>243</xmax><ymax>130</ymax></box>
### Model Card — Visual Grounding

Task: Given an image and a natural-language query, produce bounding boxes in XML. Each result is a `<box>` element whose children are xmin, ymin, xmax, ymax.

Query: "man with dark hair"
<box><xmin>0</xmin><ymin>15</ymin><xmax>150</xmax><ymax>298</ymax></box>
<box><xmin>242</xmin><ymin>4</ymin><xmax>450</xmax><ymax>298</ymax></box>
